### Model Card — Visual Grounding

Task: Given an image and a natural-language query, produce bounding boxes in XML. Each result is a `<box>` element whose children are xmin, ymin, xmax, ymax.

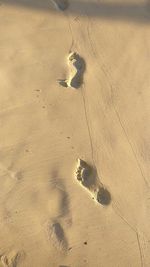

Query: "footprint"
<box><xmin>58</xmin><ymin>52</ymin><xmax>85</xmax><ymax>89</ymax></box>
<box><xmin>48</xmin><ymin>170</ymin><xmax>72</xmax><ymax>225</ymax></box>
<box><xmin>51</xmin><ymin>0</ymin><xmax>69</xmax><ymax>11</ymax></box>
<box><xmin>0</xmin><ymin>251</ymin><xmax>22</xmax><ymax>267</ymax></box>
<box><xmin>75</xmin><ymin>158</ymin><xmax>111</xmax><ymax>205</ymax></box>
<box><xmin>41</xmin><ymin>170</ymin><xmax>71</xmax><ymax>254</ymax></box>
<box><xmin>75</xmin><ymin>158</ymin><xmax>92</xmax><ymax>183</ymax></box>
<box><xmin>46</xmin><ymin>220</ymin><xmax>68</xmax><ymax>251</ymax></box>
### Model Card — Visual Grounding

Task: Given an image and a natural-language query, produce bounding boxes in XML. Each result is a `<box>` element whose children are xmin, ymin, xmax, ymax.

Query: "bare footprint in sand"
<box><xmin>0</xmin><ymin>251</ymin><xmax>22</xmax><ymax>267</ymax></box>
<box><xmin>51</xmin><ymin>0</ymin><xmax>69</xmax><ymax>11</ymax></box>
<box><xmin>75</xmin><ymin>159</ymin><xmax>111</xmax><ymax>205</ymax></box>
<box><xmin>46</xmin><ymin>220</ymin><xmax>68</xmax><ymax>251</ymax></box>
<box><xmin>58</xmin><ymin>52</ymin><xmax>85</xmax><ymax>89</ymax></box>
<box><xmin>41</xmin><ymin>170</ymin><xmax>71</xmax><ymax>254</ymax></box>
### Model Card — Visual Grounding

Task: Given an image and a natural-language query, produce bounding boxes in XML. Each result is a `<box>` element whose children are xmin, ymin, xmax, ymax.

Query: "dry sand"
<box><xmin>0</xmin><ymin>0</ymin><xmax>150</xmax><ymax>266</ymax></box>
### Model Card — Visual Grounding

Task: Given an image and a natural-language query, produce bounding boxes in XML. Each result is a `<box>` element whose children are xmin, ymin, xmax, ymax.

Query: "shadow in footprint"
<box><xmin>51</xmin><ymin>0</ymin><xmax>69</xmax><ymax>11</ymax></box>
<box><xmin>51</xmin><ymin>221</ymin><xmax>68</xmax><ymax>250</ymax></box>
<box><xmin>75</xmin><ymin>159</ymin><xmax>111</xmax><ymax>206</ymax></box>
<box><xmin>69</xmin><ymin>53</ymin><xmax>86</xmax><ymax>89</ymax></box>
<box><xmin>81</xmin><ymin>164</ymin><xmax>111</xmax><ymax>205</ymax></box>
<box><xmin>53</xmin><ymin>222</ymin><xmax>65</xmax><ymax>240</ymax></box>
<box><xmin>58</xmin><ymin>52</ymin><xmax>86</xmax><ymax>89</ymax></box>
<box><xmin>80</xmin><ymin>161</ymin><xmax>98</xmax><ymax>190</ymax></box>
<box><xmin>49</xmin><ymin>169</ymin><xmax>71</xmax><ymax>220</ymax></box>
<box><xmin>96</xmin><ymin>187</ymin><xmax>111</xmax><ymax>205</ymax></box>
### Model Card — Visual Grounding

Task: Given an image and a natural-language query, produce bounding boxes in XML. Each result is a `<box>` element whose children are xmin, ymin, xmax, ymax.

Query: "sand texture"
<box><xmin>0</xmin><ymin>0</ymin><xmax>150</xmax><ymax>266</ymax></box>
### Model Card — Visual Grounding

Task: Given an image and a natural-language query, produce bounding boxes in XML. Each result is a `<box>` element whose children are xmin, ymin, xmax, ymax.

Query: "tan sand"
<box><xmin>0</xmin><ymin>0</ymin><xmax>150</xmax><ymax>266</ymax></box>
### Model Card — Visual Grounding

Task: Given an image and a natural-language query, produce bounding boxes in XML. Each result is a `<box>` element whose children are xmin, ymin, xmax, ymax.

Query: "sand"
<box><xmin>0</xmin><ymin>0</ymin><xmax>150</xmax><ymax>266</ymax></box>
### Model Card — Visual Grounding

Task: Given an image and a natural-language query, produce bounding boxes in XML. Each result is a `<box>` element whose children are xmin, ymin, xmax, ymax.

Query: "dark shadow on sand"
<box><xmin>77</xmin><ymin>160</ymin><xmax>111</xmax><ymax>206</ymax></box>
<box><xmin>1</xmin><ymin>0</ymin><xmax>150</xmax><ymax>23</ymax></box>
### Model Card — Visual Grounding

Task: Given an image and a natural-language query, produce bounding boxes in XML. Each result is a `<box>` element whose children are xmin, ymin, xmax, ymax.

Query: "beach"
<box><xmin>0</xmin><ymin>0</ymin><xmax>150</xmax><ymax>266</ymax></box>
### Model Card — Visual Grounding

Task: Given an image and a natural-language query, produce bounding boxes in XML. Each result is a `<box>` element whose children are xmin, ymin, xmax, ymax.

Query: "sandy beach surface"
<box><xmin>0</xmin><ymin>0</ymin><xmax>150</xmax><ymax>266</ymax></box>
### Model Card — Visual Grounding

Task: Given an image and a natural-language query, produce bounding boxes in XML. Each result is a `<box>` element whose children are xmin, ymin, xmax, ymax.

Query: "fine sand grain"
<box><xmin>0</xmin><ymin>0</ymin><xmax>150</xmax><ymax>266</ymax></box>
